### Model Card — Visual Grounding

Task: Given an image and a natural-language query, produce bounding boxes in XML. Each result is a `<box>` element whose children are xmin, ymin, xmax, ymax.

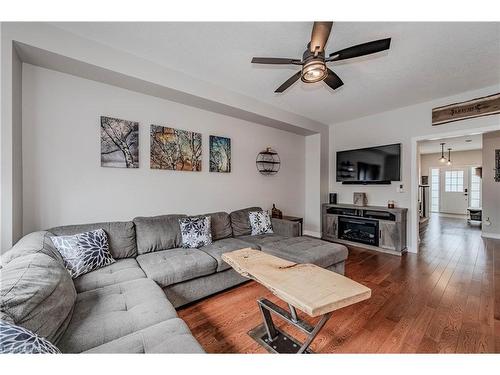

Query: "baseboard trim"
<box><xmin>437</xmin><ymin>213</ymin><xmax>467</xmax><ymax>218</ymax></box>
<box><xmin>303</xmin><ymin>230</ymin><xmax>321</xmax><ymax>238</ymax></box>
<box><xmin>481</xmin><ymin>232</ymin><xmax>500</xmax><ymax>240</ymax></box>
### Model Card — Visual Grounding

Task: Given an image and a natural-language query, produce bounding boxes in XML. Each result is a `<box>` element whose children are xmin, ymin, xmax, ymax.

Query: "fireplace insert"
<box><xmin>338</xmin><ymin>216</ymin><xmax>379</xmax><ymax>246</ymax></box>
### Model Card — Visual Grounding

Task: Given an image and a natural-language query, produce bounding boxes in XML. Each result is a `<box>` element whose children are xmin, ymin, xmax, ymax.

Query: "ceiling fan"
<box><xmin>251</xmin><ymin>22</ymin><xmax>391</xmax><ymax>93</ymax></box>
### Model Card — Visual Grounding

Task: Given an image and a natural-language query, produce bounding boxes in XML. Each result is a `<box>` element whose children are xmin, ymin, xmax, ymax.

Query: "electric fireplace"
<box><xmin>338</xmin><ymin>216</ymin><xmax>379</xmax><ymax>247</ymax></box>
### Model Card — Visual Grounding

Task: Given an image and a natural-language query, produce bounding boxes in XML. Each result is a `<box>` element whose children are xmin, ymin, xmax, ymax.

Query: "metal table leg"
<box><xmin>248</xmin><ymin>298</ymin><xmax>332</xmax><ymax>354</ymax></box>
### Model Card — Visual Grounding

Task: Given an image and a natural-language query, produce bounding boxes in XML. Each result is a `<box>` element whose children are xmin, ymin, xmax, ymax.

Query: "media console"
<box><xmin>322</xmin><ymin>203</ymin><xmax>407</xmax><ymax>256</ymax></box>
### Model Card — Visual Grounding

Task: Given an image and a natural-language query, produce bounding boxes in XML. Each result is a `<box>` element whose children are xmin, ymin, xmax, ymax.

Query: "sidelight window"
<box><xmin>431</xmin><ymin>168</ymin><xmax>440</xmax><ymax>212</ymax></box>
<box><xmin>470</xmin><ymin>167</ymin><xmax>481</xmax><ymax>208</ymax></box>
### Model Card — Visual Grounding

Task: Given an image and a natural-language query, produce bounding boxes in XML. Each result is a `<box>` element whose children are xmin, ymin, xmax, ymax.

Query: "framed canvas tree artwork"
<box><xmin>209</xmin><ymin>135</ymin><xmax>231</xmax><ymax>173</ymax></box>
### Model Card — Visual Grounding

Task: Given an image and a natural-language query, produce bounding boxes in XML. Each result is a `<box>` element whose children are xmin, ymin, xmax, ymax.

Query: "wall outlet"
<box><xmin>397</xmin><ymin>184</ymin><xmax>405</xmax><ymax>193</ymax></box>
<box><xmin>484</xmin><ymin>217</ymin><xmax>491</xmax><ymax>226</ymax></box>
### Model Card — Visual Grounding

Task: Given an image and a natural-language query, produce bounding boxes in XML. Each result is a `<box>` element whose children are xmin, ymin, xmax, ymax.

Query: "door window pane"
<box><xmin>445</xmin><ymin>170</ymin><xmax>464</xmax><ymax>192</ymax></box>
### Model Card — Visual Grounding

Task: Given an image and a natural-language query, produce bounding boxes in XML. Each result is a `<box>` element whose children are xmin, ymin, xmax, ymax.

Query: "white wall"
<box><xmin>1</xmin><ymin>22</ymin><xmax>328</xmax><ymax>250</ymax></box>
<box><xmin>1</xmin><ymin>33</ymin><xmax>23</xmax><ymax>250</ymax></box>
<box><xmin>330</xmin><ymin>84</ymin><xmax>500</xmax><ymax>253</ymax></box>
<box><xmin>304</xmin><ymin>134</ymin><xmax>321</xmax><ymax>236</ymax></box>
<box><xmin>482</xmin><ymin>131</ymin><xmax>500</xmax><ymax>238</ymax></box>
<box><xmin>22</xmin><ymin>64</ymin><xmax>305</xmax><ymax>233</ymax></box>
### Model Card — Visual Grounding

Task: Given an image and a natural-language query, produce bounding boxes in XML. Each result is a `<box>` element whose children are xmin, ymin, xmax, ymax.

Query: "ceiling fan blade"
<box><xmin>327</xmin><ymin>38</ymin><xmax>391</xmax><ymax>61</ymax></box>
<box><xmin>310</xmin><ymin>22</ymin><xmax>333</xmax><ymax>54</ymax></box>
<box><xmin>251</xmin><ymin>57</ymin><xmax>302</xmax><ymax>65</ymax></box>
<box><xmin>275</xmin><ymin>71</ymin><xmax>302</xmax><ymax>93</ymax></box>
<box><xmin>323</xmin><ymin>69</ymin><xmax>344</xmax><ymax>91</ymax></box>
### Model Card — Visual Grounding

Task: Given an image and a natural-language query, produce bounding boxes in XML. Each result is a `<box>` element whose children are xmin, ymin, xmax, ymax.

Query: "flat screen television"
<box><xmin>336</xmin><ymin>143</ymin><xmax>401</xmax><ymax>184</ymax></box>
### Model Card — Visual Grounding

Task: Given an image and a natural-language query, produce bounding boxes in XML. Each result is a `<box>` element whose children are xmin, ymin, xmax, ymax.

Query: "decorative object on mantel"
<box><xmin>329</xmin><ymin>192</ymin><xmax>337</xmax><ymax>204</ymax></box>
<box><xmin>353</xmin><ymin>192</ymin><xmax>367</xmax><ymax>207</ymax></box>
<box><xmin>209</xmin><ymin>135</ymin><xmax>231</xmax><ymax>173</ymax></box>
<box><xmin>432</xmin><ymin>92</ymin><xmax>500</xmax><ymax>126</ymax></box>
<box><xmin>495</xmin><ymin>149</ymin><xmax>500</xmax><ymax>182</ymax></box>
<box><xmin>100</xmin><ymin>116</ymin><xmax>139</xmax><ymax>168</ymax></box>
<box><xmin>256</xmin><ymin>147</ymin><xmax>280</xmax><ymax>175</ymax></box>
<box><xmin>271</xmin><ymin>204</ymin><xmax>283</xmax><ymax>219</ymax></box>
<box><xmin>387</xmin><ymin>200</ymin><xmax>395</xmax><ymax>209</ymax></box>
<box><xmin>150</xmin><ymin>125</ymin><xmax>202</xmax><ymax>171</ymax></box>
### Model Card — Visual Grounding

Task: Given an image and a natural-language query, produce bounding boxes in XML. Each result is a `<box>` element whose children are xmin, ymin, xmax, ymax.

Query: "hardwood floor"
<box><xmin>177</xmin><ymin>215</ymin><xmax>500</xmax><ymax>353</ymax></box>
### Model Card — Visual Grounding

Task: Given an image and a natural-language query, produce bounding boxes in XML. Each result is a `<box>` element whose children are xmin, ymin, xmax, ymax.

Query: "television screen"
<box><xmin>336</xmin><ymin>143</ymin><xmax>401</xmax><ymax>183</ymax></box>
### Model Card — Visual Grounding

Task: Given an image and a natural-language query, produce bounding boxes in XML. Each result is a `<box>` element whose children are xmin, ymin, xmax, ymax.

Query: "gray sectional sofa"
<box><xmin>1</xmin><ymin>207</ymin><xmax>348</xmax><ymax>353</ymax></box>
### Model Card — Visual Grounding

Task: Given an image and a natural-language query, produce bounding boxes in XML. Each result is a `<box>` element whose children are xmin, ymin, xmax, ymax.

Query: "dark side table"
<box><xmin>282</xmin><ymin>216</ymin><xmax>303</xmax><ymax>236</ymax></box>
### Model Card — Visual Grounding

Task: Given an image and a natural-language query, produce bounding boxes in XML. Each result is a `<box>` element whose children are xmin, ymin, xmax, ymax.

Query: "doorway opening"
<box><xmin>418</xmin><ymin>134</ymin><xmax>483</xmax><ymax>236</ymax></box>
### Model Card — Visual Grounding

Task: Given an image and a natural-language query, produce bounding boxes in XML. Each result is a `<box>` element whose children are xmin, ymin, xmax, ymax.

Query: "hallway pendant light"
<box><xmin>447</xmin><ymin>148</ymin><xmax>452</xmax><ymax>166</ymax></box>
<box><xmin>439</xmin><ymin>143</ymin><xmax>447</xmax><ymax>163</ymax></box>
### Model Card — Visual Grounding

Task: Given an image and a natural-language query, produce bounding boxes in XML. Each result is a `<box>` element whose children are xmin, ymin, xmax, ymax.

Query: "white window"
<box><xmin>445</xmin><ymin>170</ymin><xmax>464</xmax><ymax>192</ymax></box>
<box><xmin>431</xmin><ymin>168</ymin><xmax>440</xmax><ymax>212</ymax></box>
<box><xmin>470</xmin><ymin>167</ymin><xmax>481</xmax><ymax>208</ymax></box>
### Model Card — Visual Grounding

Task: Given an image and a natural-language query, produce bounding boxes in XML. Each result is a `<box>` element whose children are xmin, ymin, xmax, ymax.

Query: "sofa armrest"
<box><xmin>271</xmin><ymin>218</ymin><xmax>300</xmax><ymax>237</ymax></box>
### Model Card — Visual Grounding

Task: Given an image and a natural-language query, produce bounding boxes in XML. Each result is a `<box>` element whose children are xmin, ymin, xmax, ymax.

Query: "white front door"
<box><xmin>440</xmin><ymin>167</ymin><xmax>469</xmax><ymax>215</ymax></box>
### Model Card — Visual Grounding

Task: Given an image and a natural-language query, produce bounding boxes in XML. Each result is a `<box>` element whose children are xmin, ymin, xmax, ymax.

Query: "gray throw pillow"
<box><xmin>249</xmin><ymin>211</ymin><xmax>274</xmax><ymax>235</ymax></box>
<box><xmin>179</xmin><ymin>216</ymin><xmax>212</xmax><ymax>248</ymax></box>
<box><xmin>50</xmin><ymin>229</ymin><xmax>115</xmax><ymax>278</ymax></box>
<box><xmin>0</xmin><ymin>320</ymin><xmax>61</xmax><ymax>354</ymax></box>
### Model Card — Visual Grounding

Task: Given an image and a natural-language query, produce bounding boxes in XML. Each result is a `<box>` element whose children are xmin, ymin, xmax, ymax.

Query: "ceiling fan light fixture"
<box><xmin>251</xmin><ymin>22</ymin><xmax>391</xmax><ymax>93</ymax></box>
<box><xmin>301</xmin><ymin>60</ymin><xmax>327</xmax><ymax>83</ymax></box>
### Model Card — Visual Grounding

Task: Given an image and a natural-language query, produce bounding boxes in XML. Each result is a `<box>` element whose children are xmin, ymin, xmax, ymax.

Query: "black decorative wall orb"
<box><xmin>256</xmin><ymin>147</ymin><xmax>281</xmax><ymax>175</ymax></box>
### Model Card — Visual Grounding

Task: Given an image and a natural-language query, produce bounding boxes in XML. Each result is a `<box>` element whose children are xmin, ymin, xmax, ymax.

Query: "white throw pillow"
<box><xmin>51</xmin><ymin>228</ymin><xmax>115</xmax><ymax>278</ymax></box>
<box><xmin>249</xmin><ymin>211</ymin><xmax>274</xmax><ymax>235</ymax></box>
<box><xmin>179</xmin><ymin>216</ymin><xmax>213</xmax><ymax>248</ymax></box>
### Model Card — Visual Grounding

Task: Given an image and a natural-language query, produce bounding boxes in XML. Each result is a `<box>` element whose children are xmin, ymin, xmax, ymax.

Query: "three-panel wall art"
<box><xmin>100</xmin><ymin>116</ymin><xmax>231</xmax><ymax>173</ymax></box>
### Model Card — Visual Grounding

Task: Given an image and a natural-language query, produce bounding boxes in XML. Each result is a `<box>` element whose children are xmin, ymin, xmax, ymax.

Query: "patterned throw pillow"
<box><xmin>249</xmin><ymin>211</ymin><xmax>274</xmax><ymax>235</ymax></box>
<box><xmin>0</xmin><ymin>320</ymin><xmax>61</xmax><ymax>354</ymax></box>
<box><xmin>179</xmin><ymin>216</ymin><xmax>212</xmax><ymax>248</ymax></box>
<box><xmin>51</xmin><ymin>229</ymin><xmax>115</xmax><ymax>278</ymax></box>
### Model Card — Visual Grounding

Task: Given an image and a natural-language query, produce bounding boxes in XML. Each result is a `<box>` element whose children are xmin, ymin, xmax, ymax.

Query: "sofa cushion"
<box><xmin>57</xmin><ymin>278</ymin><xmax>178</xmax><ymax>353</ymax></box>
<box><xmin>133</xmin><ymin>214</ymin><xmax>186</xmax><ymax>254</ymax></box>
<box><xmin>0</xmin><ymin>253</ymin><xmax>76</xmax><ymax>345</ymax></box>
<box><xmin>51</xmin><ymin>228</ymin><xmax>116</xmax><ymax>279</ymax></box>
<box><xmin>49</xmin><ymin>221</ymin><xmax>137</xmax><ymax>259</ymax></box>
<box><xmin>229</xmin><ymin>207</ymin><xmax>262</xmax><ymax>236</ymax></box>
<box><xmin>0</xmin><ymin>320</ymin><xmax>61</xmax><ymax>354</ymax></box>
<box><xmin>73</xmin><ymin>258</ymin><xmax>146</xmax><ymax>293</ymax></box>
<box><xmin>260</xmin><ymin>237</ymin><xmax>348</xmax><ymax>268</ymax></box>
<box><xmin>1</xmin><ymin>231</ymin><xmax>63</xmax><ymax>265</ymax></box>
<box><xmin>237</xmin><ymin>233</ymin><xmax>288</xmax><ymax>247</ymax></box>
<box><xmin>198</xmin><ymin>238</ymin><xmax>258</xmax><ymax>272</ymax></box>
<box><xmin>136</xmin><ymin>248</ymin><xmax>217</xmax><ymax>288</ymax></box>
<box><xmin>84</xmin><ymin>319</ymin><xmax>204</xmax><ymax>353</ymax></box>
<box><xmin>196</xmin><ymin>212</ymin><xmax>232</xmax><ymax>241</ymax></box>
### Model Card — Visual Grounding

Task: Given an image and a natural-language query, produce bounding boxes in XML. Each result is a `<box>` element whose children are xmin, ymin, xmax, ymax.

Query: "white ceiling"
<box><xmin>419</xmin><ymin>133</ymin><xmax>483</xmax><ymax>154</ymax></box>
<box><xmin>52</xmin><ymin>22</ymin><xmax>500</xmax><ymax>124</ymax></box>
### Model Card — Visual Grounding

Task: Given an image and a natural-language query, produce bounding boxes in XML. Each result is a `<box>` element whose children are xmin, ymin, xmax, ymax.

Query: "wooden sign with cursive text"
<box><xmin>432</xmin><ymin>93</ymin><xmax>500</xmax><ymax>126</ymax></box>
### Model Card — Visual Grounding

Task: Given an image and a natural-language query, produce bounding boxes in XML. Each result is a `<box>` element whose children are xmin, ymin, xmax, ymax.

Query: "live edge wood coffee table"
<box><xmin>222</xmin><ymin>248</ymin><xmax>371</xmax><ymax>354</ymax></box>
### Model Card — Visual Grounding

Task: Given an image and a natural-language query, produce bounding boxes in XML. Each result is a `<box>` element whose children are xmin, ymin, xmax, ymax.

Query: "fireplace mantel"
<box><xmin>321</xmin><ymin>203</ymin><xmax>407</xmax><ymax>256</ymax></box>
